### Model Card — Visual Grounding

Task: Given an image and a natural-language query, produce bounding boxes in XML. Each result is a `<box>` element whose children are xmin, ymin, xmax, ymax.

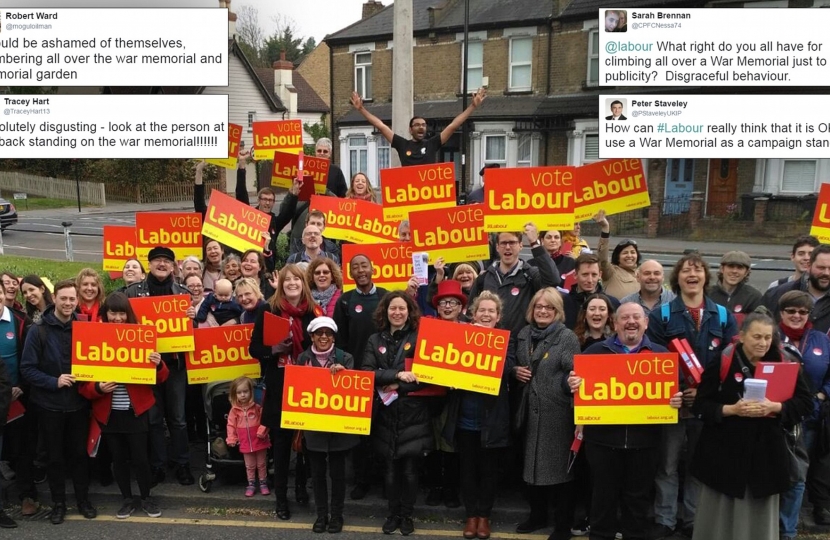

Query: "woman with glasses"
<box><xmin>307</xmin><ymin>259</ymin><xmax>343</xmax><ymax>318</ymax></box>
<box><xmin>776</xmin><ymin>291</ymin><xmax>830</xmax><ymax>538</ymax></box>
<box><xmin>592</xmin><ymin>210</ymin><xmax>641</xmax><ymax>299</ymax></box>
<box><xmin>511</xmin><ymin>287</ymin><xmax>581</xmax><ymax>540</ymax></box>
<box><xmin>295</xmin><ymin>316</ymin><xmax>357</xmax><ymax>533</ymax></box>
<box><xmin>315</xmin><ymin>138</ymin><xmax>348</xmax><ymax>198</ymax></box>
<box><xmin>183</xmin><ymin>273</ymin><xmax>207</xmax><ymax>318</ymax></box>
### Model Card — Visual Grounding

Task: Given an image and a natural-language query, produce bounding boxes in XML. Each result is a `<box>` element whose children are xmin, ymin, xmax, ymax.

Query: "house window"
<box><xmin>587</xmin><ymin>30</ymin><xmax>599</xmax><ymax>86</ymax></box>
<box><xmin>349</xmin><ymin>136</ymin><xmax>368</xmax><ymax>178</ymax></box>
<box><xmin>377</xmin><ymin>136</ymin><xmax>391</xmax><ymax>174</ymax></box>
<box><xmin>781</xmin><ymin>160</ymin><xmax>817</xmax><ymax>192</ymax></box>
<box><xmin>667</xmin><ymin>159</ymin><xmax>694</xmax><ymax>183</ymax></box>
<box><xmin>461</xmin><ymin>41</ymin><xmax>483</xmax><ymax>92</ymax></box>
<box><xmin>509</xmin><ymin>37</ymin><xmax>532</xmax><ymax>91</ymax></box>
<box><xmin>584</xmin><ymin>134</ymin><xmax>599</xmax><ymax>163</ymax></box>
<box><xmin>517</xmin><ymin>134</ymin><xmax>533</xmax><ymax>167</ymax></box>
<box><xmin>484</xmin><ymin>135</ymin><xmax>507</xmax><ymax>166</ymax></box>
<box><xmin>247</xmin><ymin>111</ymin><xmax>256</xmax><ymax>133</ymax></box>
<box><xmin>354</xmin><ymin>52</ymin><xmax>372</xmax><ymax>99</ymax></box>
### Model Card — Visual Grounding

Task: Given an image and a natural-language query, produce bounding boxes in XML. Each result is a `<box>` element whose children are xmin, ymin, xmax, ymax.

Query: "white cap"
<box><xmin>307</xmin><ymin>316</ymin><xmax>338</xmax><ymax>334</ymax></box>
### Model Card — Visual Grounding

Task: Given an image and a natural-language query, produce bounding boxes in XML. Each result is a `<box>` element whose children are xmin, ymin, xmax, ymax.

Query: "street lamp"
<box><xmin>460</xmin><ymin>0</ymin><xmax>470</xmax><ymax>203</ymax></box>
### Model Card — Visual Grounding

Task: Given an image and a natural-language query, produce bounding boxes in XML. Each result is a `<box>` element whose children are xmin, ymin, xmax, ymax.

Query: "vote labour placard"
<box><xmin>129</xmin><ymin>295</ymin><xmax>194</xmax><ymax>353</ymax></box>
<box><xmin>102</xmin><ymin>226</ymin><xmax>140</xmax><ymax>272</ymax></box>
<box><xmin>411</xmin><ymin>318</ymin><xmax>509</xmax><ymax>396</ymax></box>
<box><xmin>186</xmin><ymin>324</ymin><xmax>261</xmax><ymax>384</ymax></box>
<box><xmin>483</xmin><ymin>166</ymin><xmax>575</xmax><ymax>231</ymax></box>
<box><xmin>573</xmin><ymin>159</ymin><xmax>649</xmax><ymax>221</ymax></box>
<box><xmin>380</xmin><ymin>163</ymin><xmax>457</xmax><ymax>221</ymax></box>
<box><xmin>252</xmin><ymin>119</ymin><xmax>303</xmax><ymax>160</ymax></box>
<box><xmin>202</xmin><ymin>190</ymin><xmax>270</xmax><ymax>254</ymax></box>
<box><xmin>342</xmin><ymin>242</ymin><xmax>412</xmax><ymax>292</ymax></box>
<box><xmin>309</xmin><ymin>195</ymin><xmax>400</xmax><ymax>244</ymax></box>
<box><xmin>135</xmin><ymin>212</ymin><xmax>203</xmax><ymax>263</ymax></box>
<box><xmin>574</xmin><ymin>353</ymin><xmax>679</xmax><ymax>425</ymax></box>
<box><xmin>72</xmin><ymin>322</ymin><xmax>157</xmax><ymax>385</ymax></box>
<box><xmin>271</xmin><ymin>150</ymin><xmax>329</xmax><ymax>194</ymax></box>
<box><xmin>281</xmin><ymin>365</ymin><xmax>375</xmax><ymax>435</ymax></box>
<box><xmin>409</xmin><ymin>205</ymin><xmax>489</xmax><ymax>264</ymax></box>
<box><xmin>206</xmin><ymin>123</ymin><xmax>243</xmax><ymax>169</ymax></box>
<box><xmin>811</xmin><ymin>183</ymin><xmax>830</xmax><ymax>243</ymax></box>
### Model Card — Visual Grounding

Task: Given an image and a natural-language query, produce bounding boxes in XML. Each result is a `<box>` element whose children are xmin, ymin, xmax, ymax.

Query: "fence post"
<box><xmin>647</xmin><ymin>201</ymin><xmax>660</xmax><ymax>238</ymax></box>
<box><xmin>61</xmin><ymin>221</ymin><xmax>74</xmax><ymax>262</ymax></box>
<box><xmin>689</xmin><ymin>191</ymin><xmax>704</xmax><ymax>232</ymax></box>
<box><xmin>0</xmin><ymin>227</ymin><xmax>4</xmax><ymax>256</ymax></box>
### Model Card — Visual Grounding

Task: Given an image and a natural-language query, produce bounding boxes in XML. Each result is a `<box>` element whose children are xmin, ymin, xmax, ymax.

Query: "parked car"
<box><xmin>0</xmin><ymin>197</ymin><xmax>18</xmax><ymax>230</ymax></box>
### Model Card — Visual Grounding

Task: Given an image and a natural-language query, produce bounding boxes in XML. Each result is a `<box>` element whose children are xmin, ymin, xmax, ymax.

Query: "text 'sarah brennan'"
<box><xmin>631</xmin><ymin>12</ymin><xmax>691</xmax><ymax>19</ymax></box>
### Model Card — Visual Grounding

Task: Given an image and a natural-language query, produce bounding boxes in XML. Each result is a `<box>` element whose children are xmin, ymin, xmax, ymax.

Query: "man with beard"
<box><xmin>645</xmin><ymin>253</ymin><xmax>738</xmax><ymax>539</ymax></box>
<box><xmin>333</xmin><ymin>254</ymin><xmax>388</xmax><ymax>500</ymax></box>
<box><xmin>763</xmin><ymin>243</ymin><xmax>830</xmax><ymax>332</ymax></box>
<box><xmin>125</xmin><ymin>247</ymin><xmax>194</xmax><ymax>486</ymax></box>
<box><xmin>620</xmin><ymin>260</ymin><xmax>676</xmax><ymax>314</ymax></box>
<box><xmin>708</xmin><ymin>251</ymin><xmax>762</xmax><ymax>326</ymax></box>
<box><xmin>568</xmin><ymin>303</ymin><xmax>683</xmax><ymax>540</ymax></box>
<box><xmin>350</xmin><ymin>88</ymin><xmax>487</xmax><ymax>167</ymax></box>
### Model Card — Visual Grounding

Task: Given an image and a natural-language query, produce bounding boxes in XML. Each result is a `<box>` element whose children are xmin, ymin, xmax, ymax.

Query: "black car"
<box><xmin>0</xmin><ymin>197</ymin><xmax>18</xmax><ymax>230</ymax></box>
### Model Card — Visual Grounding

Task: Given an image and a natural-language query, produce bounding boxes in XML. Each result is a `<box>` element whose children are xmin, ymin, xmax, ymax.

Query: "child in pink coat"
<box><xmin>226</xmin><ymin>376</ymin><xmax>271</xmax><ymax>497</ymax></box>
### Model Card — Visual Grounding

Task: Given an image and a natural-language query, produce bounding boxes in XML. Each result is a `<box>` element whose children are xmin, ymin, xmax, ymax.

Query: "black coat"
<box><xmin>362</xmin><ymin>328</ymin><xmax>434</xmax><ymax>459</ymax></box>
<box><xmin>763</xmin><ymin>274</ymin><xmax>830</xmax><ymax>333</ymax></box>
<box><xmin>691</xmin><ymin>343</ymin><xmax>813</xmax><ymax>498</ymax></box>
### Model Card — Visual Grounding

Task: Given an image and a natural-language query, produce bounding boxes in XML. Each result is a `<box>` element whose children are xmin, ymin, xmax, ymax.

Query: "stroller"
<box><xmin>198</xmin><ymin>380</ymin><xmax>246</xmax><ymax>492</ymax></box>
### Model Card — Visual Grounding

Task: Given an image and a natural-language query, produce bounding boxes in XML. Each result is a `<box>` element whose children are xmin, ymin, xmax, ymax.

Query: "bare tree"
<box><xmin>236</xmin><ymin>5</ymin><xmax>265</xmax><ymax>51</ymax></box>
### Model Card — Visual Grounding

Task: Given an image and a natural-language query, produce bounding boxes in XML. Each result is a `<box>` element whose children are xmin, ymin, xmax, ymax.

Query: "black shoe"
<box><xmin>350</xmin><ymin>484</ymin><xmax>369</xmax><ymax>500</ymax></box>
<box><xmin>647</xmin><ymin>523</ymin><xmax>675</xmax><ymax>540</ymax></box>
<box><xmin>0</xmin><ymin>510</ymin><xmax>17</xmax><ymax>529</ymax></box>
<box><xmin>328</xmin><ymin>516</ymin><xmax>344</xmax><ymax>533</ymax></box>
<box><xmin>400</xmin><ymin>516</ymin><xmax>415</xmax><ymax>536</ymax></box>
<box><xmin>817</xmin><ymin>507</ymin><xmax>830</xmax><ymax>525</ymax></box>
<box><xmin>443</xmin><ymin>487</ymin><xmax>461</xmax><ymax>508</ymax></box>
<box><xmin>77</xmin><ymin>500</ymin><xmax>97</xmax><ymax>519</ymax></box>
<box><xmin>49</xmin><ymin>502</ymin><xmax>66</xmax><ymax>525</ymax></box>
<box><xmin>296</xmin><ymin>485</ymin><xmax>310</xmax><ymax>505</ymax></box>
<box><xmin>516</xmin><ymin>517</ymin><xmax>547</xmax><ymax>534</ymax></box>
<box><xmin>313</xmin><ymin>515</ymin><xmax>328</xmax><ymax>533</ymax></box>
<box><xmin>275</xmin><ymin>498</ymin><xmax>291</xmax><ymax>520</ymax></box>
<box><xmin>425</xmin><ymin>487</ymin><xmax>442</xmax><ymax>506</ymax></box>
<box><xmin>678</xmin><ymin>524</ymin><xmax>694</xmax><ymax>538</ymax></box>
<box><xmin>151</xmin><ymin>467</ymin><xmax>165</xmax><ymax>487</ymax></box>
<box><xmin>382</xmin><ymin>515</ymin><xmax>401</xmax><ymax>534</ymax></box>
<box><xmin>176</xmin><ymin>465</ymin><xmax>194</xmax><ymax>486</ymax></box>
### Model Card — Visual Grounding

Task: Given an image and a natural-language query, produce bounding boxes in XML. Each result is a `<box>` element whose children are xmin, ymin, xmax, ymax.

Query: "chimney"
<box><xmin>273</xmin><ymin>52</ymin><xmax>298</xmax><ymax>117</ymax></box>
<box><xmin>224</xmin><ymin>0</ymin><xmax>237</xmax><ymax>38</ymax></box>
<box><xmin>362</xmin><ymin>0</ymin><xmax>384</xmax><ymax>20</ymax></box>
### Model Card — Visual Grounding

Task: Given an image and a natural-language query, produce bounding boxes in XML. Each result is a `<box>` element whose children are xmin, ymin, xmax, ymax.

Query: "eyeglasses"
<box><xmin>258</xmin><ymin>197</ymin><xmax>275</xmax><ymax>203</ymax></box>
<box><xmin>312</xmin><ymin>329</ymin><xmax>334</xmax><ymax>337</ymax></box>
<box><xmin>411</xmin><ymin>122</ymin><xmax>427</xmax><ymax>128</ymax></box>
<box><xmin>498</xmin><ymin>240</ymin><xmax>520</xmax><ymax>247</ymax></box>
<box><xmin>618</xmin><ymin>239</ymin><xmax>637</xmax><ymax>247</ymax></box>
<box><xmin>783</xmin><ymin>308</ymin><xmax>811</xmax><ymax>316</ymax></box>
<box><xmin>533</xmin><ymin>304</ymin><xmax>556</xmax><ymax>312</ymax></box>
<box><xmin>313</xmin><ymin>269</ymin><xmax>331</xmax><ymax>276</ymax></box>
<box><xmin>186</xmin><ymin>283</ymin><xmax>204</xmax><ymax>291</ymax></box>
<box><xmin>437</xmin><ymin>299</ymin><xmax>461</xmax><ymax>308</ymax></box>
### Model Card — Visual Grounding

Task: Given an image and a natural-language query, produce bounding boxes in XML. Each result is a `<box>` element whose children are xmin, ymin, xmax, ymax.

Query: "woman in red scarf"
<box><xmin>76</xmin><ymin>268</ymin><xmax>105</xmax><ymax>322</ymax></box>
<box><xmin>346</xmin><ymin>172</ymin><xmax>378</xmax><ymax>202</ymax></box>
<box><xmin>250</xmin><ymin>264</ymin><xmax>322</xmax><ymax>521</ymax></box>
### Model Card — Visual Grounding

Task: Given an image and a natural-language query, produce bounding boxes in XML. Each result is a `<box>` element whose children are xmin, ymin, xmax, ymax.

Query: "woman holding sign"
<box><xmin>512</xmin><ymin>288</ymin><xmax>582</xmax><ymax>540</ymax></box>
<box><xmin>79</xmin><ymin>292</ymin><xmax>168</xmax><ymax>520</ymax></box>
<box><xmin>363</xmin><ymin>291</ymin><xmax>431</xmax><ymax>537</ymax></box>
<box><xmin>250</xmin><ymin>264</ymin><xmax>323</xmax><ymax>521</ymax></box>
<box><xmin>691</xmin><ymin>310</ymin><xmax>813</xmax><ymax>540</ymax></box>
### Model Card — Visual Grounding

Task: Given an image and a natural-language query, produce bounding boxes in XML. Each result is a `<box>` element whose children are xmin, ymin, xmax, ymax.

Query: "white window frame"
<box><xmin>508</xmin><ymin>37</ymin><xmax>533</xmax><ymax>91</ymax></box>
<box><xmin>348</xmin><ymin>135</ymin><xmax>369</xmax><ymax>180</ymax></box>
<box><xmin>666</xmin><ymin>158</ymin><xmax>695</xmax><ymax>183</ymax></box>
<box><xmin>354</xmin><ymin>52</ymin><xmax>373</xmax><ymax>100</ymax></box>
<box><xmin>583</xmin><ymin>134</ymin><xmax>599</xmax><ymax>164</ymax></box>
<box><xmin>247</xmin><ymin>111</ymin><xmax>256</xmax><ymax>133</ymax></box>
<box><xmin>780</xmin><ymin>160</ymin><xmax>818</xmax><ymax>193</ymax></box>
<box><xmin>377</xmin><ymin>136</ymin><xmax>391</xmax><ymax>175</ymax></box>
<box><xmin>483</xmin><ymin>134</ymin><xmax>507</xmax><ymax>166</ymax></box>
<box><xmin>587</xmin><ymin>29</ymin><xmax>599</xmax><ymax>87</ymax></box>
<box><xmin>517</xmin><ymin>134</ymin><xmax>534</xmax><ymax>167</ymax></box>
<box><xmin>461</xmin><ymin>40</ymin><xmax>484</xmax><ymax>93</ymax></box>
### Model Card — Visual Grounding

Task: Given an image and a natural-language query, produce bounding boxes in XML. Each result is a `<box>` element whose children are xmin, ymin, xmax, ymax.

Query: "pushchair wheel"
<box><xmin>199</xmin><ymin>474</ymin><xmax>212</xmax><ymax>493</ymax></box>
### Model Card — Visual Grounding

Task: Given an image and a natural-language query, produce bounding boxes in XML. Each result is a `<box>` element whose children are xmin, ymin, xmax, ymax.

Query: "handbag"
<box><xmin>783</xmin><ymin>423</ymin><xmax>809</xmax><ymax>485</ymax></box>
<box><xmin>511</xmin><ymin>349</ymin><xmax>543</xmax><ymax>435</ymax></box>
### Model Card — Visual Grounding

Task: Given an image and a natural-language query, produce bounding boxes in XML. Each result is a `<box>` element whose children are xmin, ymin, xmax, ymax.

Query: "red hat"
<box><xmin>432</xmin><ymin>279</ymin><xmax>468</xmax><ymax>309</ymax></box>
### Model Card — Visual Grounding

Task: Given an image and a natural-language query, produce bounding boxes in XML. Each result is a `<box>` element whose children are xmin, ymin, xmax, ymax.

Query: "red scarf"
<box><xmin>779</xmin><ymin>320</ymin><xmax>811</xmax><ymax>343</ymax></box>
<box><xmin>79</xmin><ymin>301</ymin><xmax>100</xmax><ymax>322</ymax></box>
<box><xmin>278</xmin><ymin>299</ymin><xmax>322</xmax><ymax>362</ymax></box>
<box><xmin>350</xmin><ymin>192</ymin><xmax>375</xmax><ymax>202</ymax></box>
<box><xmin>685</xmin><ymin>301</ymin><xmax>704</xmax><ymax>331</ymax></box>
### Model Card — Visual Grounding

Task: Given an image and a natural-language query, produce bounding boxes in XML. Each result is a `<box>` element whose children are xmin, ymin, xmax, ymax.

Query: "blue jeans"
<box><xmin>780</xmin><ymin>480</ymin><xmax>805</xmax><ymax>537</ymax></box>
<box><xmin>653</xmin><ymin>418</ymin><xmax>702</xmax><ymax>528</ymax></box>
<box><xmin>149</xmin><ymin>366</ymin><xmax>189</xmax><ymax>468</ymax></box>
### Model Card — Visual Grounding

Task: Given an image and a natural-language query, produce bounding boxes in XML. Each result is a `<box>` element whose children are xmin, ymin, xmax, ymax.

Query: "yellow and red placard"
<box><xmin>380</xmin><ymin>162</ymin><xmax>457</xmax><ymax>221</ymax></box>
<box><xmin>271</xmin><ymin>150</ymin><xmax>329</xmax><ymax>194</ymax></box>
<box><xmin>409</xmin><ymin>205</ymin><xmax>489</xmax><ymax>264</ymax></box>
<box><xmin>573</xmin><ymin>159</ymin><xmax>649</xmax><ymax>221</ymax></box>
<box><xmin>202</xmin><ymin>190</ymin><xmax>270</xmax><ymax>254</ymax></box>
<box><xmin>129</xmin><ymin>295</ymin><xmax>194</xmax><ymax>353</ymax></box>
<box><xmin>411</xmin><ymin>318</ymin><xmax>509</xmax><ymax>396</ymax></box>
<box><xmin>342</xmin><ymin>242</ymin><xmax>412</xmax><ymax>292</ymax></box>
<box><xmin>135</xmin><ymin>212</ymin><xmax>203</xmax><ymax>263</ymax></box>
<box><xmin>102</xmin><ymin>225</ymin><xmax>141</xmax><ymax>273</ymax></box>
<box><xmin>252</xmin><ymin>119</ymin><xmax>303</xmax><ymax>160</ymax></box>
<box><xmin>206</xmin><ymin>123</ymin><xmax>243</xmax><ymax>169</ymax></box>
<box><xmin>811</xmin><ymin>183</ymin><xmax>830</xmax><ymax>243</ymax></box>
<box><xmin>72</xmin><ymin>322</ymin><xmax>158</xmax><ymax>385</ymax></box>
<box><xmin>281</xmin><ymin>365</ymin><xmax>375</xmax><ymax>435</ymax></box>
<box><xmin>309</xmin><ymin>195</ymin><xmax>400</xmax><ymax>244</ymax></box>
<box><xmin>574</xmin><ymin>353</ymin><xmax>679</xmax><ymax>425</ymax></box>
<box><xmin>186</xmin><ymin>324</ymin><xmax>260</xmax><ymax>384</ymax></box>
<box><xmin>483</xmin><ymin>166</ymin><xmax>575</xmax><ymax>231</ymax></box>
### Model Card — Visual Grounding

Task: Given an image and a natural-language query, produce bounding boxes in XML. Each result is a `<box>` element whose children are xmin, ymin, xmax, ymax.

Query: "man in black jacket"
<box><xmin>763</xmin><ymin>243</ymin><xmax>830</xmax><ymax>332</ymax></box>
<box><xmin>562</xmin><ymin>253</ymin><xmax>620</xmax><ymax>329</ymax></box>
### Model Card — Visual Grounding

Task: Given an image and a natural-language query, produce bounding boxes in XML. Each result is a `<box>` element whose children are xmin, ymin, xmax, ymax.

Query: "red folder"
<box><xmin>756</xmin><ymin>362</ymin><xmax>799</xmax><ymax>402</ymax></box>
<box><xmin>6</xmin><ymin>400</ymin><xmax>24</xmax><ymax>423</ymax></box>
<box><xmin>264</xmin><ymin>311</ymin><xmax>291</xmax><ymax>346</ymax></box>
<box><xmin>669</xmin><ymin>338</ymin><xmax>703</xmax><ymax>388</ymax></box>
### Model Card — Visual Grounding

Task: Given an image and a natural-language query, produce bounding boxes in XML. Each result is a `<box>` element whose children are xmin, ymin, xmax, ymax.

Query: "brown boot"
<box><xmin>477</xmin><ymin>517</ymin><xmax>491</xmax><ymax>540</ymax></box>
<box><xmin>463</xmin><ymin>517</ymin><xmax>479</xmax><ymax>539</ymax></box>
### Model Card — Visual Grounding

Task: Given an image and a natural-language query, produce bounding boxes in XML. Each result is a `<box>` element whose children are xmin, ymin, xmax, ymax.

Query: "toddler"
<box><xmin>226</xmin><ymin>376</ymin><xmax>271</xmax><ymax>497</ymax></box>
